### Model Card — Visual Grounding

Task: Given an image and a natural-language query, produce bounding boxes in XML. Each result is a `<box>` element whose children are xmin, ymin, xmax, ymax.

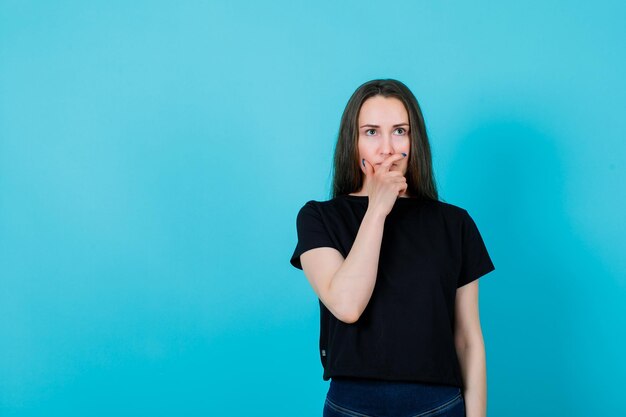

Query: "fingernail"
<box><xmin>362</xmin><ymin>158</ymin><xmax>365</xmax><ymax>167</ymax></box>
<box><xmin>402</xmin><ymin>153</ymin><xmax>407</xmax><ymax>157</ymax></box>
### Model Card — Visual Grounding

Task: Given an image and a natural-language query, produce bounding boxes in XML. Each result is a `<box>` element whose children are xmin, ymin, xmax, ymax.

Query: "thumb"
<box><xmin>362</xmin><ymin>158</ymin><xmax>375</xmax><ymax>177</ymax></box>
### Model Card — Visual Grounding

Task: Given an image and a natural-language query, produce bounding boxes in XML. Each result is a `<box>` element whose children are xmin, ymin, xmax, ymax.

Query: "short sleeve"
<box><xmin>457</xmin><ymin>210</ymin><xmax>496</xmax><ymax>288</ymax></box>
<box><xmin>289</xmin><ymin>201</ymin><xmax>340</xmax><ymax>270</ymax></box>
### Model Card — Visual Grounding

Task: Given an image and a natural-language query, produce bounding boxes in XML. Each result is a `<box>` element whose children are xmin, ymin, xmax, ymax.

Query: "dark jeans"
<box><xmin>323</xmin><ymin>377</ymin><xmax>465</xmax><ymax>417</ymax></box>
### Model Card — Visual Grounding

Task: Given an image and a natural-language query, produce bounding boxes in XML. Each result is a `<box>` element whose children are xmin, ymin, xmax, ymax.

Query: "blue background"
<box><xmin>1</xmin><ymin>1</ymin><xmax>625</xmax><ymax>415</ymax></box>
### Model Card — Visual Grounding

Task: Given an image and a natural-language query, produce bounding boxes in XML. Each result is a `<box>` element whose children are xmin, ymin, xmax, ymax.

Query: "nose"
<box><xmin>380</xmin><ymin>133</ymin><xmax>394</xmax><ymax>156</ymax></box>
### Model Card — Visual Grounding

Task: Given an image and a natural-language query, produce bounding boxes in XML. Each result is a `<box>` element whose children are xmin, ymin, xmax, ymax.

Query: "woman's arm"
<box><xmin>300</xmin><ymin>156</ymin><xmax>405</xmax><ymax>323</ymax></box>
<box><xmin>300</xmin><ymin>209</ymin><xmax>387</xmax><ymax>324</ymax></box>
<box><xmin>454</xmin><ymin>280</ymin><xmax>487</xmax><ymax>417</ymax></box>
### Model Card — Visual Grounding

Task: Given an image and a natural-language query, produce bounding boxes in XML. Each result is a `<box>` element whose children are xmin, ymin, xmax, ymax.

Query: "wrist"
<box><xmin>364</xmin><ymin>207</ymin><xmax>387</xmax><ymax>223</ymax></box>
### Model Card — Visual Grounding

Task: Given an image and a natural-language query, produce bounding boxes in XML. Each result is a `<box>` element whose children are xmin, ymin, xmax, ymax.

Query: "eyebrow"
<box><xmin>359</xmin><ymin>123</ymin><xmax>409</xmax><ymax>128</ymax></box>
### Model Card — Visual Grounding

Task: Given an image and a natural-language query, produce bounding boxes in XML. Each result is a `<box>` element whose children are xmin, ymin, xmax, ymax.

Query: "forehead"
<box><xmin>358</xmin><ymin>96</ymin><xmax>408</xmax><ymax>123</ymax></box>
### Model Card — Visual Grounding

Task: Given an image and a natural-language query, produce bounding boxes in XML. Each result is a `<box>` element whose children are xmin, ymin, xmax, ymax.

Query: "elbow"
<box><xmin>455</xmin><ymin>333</ymin><xmax>484</xmax><ymax>355</ymax></box>
<box><xmin>325</xmin><ymin>277</ymin><xmax>364</xmax><ymax>324</ymax></box>
<box><xmin>338</xmin><ymin>311</ymin><xmax>360</xmax><ymax>324</ymax></box>
<box><xmin>321</xmin><ymin>295</ymin><xmax>361</xmax><ymax>324</ymax></box>
<box><xmin>334</xmin><ymin>304</ymin><xmax>362</xmax><ymax>324</ymax></box>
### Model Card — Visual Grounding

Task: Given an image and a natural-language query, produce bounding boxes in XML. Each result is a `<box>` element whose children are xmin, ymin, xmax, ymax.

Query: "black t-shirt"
<box><xmin>289</xmin><ymin>194</ymin><xmax>495</xmax><ymax>389</ymax></box>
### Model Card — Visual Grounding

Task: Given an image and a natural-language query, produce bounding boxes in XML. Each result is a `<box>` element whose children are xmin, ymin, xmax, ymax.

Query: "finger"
<box><xmin>393</xmin><ymin>177</ymin><xmax>407</xmax><ymax>188</ymax></box>
<box><xmin>380</xmin><ymin>152</ymin><xmax>407</xmax><ymax>172</ymax></box>
<box><xmin>362</xmin><ymin>158</ymin><xmax>375</xmax><ymax>177</ymax></box>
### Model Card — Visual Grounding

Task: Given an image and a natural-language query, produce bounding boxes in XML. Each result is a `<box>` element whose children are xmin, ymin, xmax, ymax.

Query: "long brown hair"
<box><xmin>331</xmin><ymin>79</ymin><xmax>439</xmax><ymax>201</ymax></box>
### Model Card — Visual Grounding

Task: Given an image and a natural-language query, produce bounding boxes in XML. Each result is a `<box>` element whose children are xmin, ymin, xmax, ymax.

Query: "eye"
<box><xmin>365</xmin><ymin>129</ymin><xmax>376</xmax><ymax>136</ymax></box>
<box><xmin>394</xmin><ymin>127</ymin><xmax>407</xmax><ymax>135</ymax></box>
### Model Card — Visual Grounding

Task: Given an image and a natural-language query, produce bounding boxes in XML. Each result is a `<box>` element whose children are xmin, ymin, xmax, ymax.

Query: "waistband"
<box><xmin>328</xmin><ymin>376</ymin><xmax>462</xmax><ymax>413</ymax></box>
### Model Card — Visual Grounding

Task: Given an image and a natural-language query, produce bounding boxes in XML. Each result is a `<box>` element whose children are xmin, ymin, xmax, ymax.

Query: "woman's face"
<box><xmin>357</xmin><ymin>95</ymin><xmax>410</xmax><ymax>176</ymax></box>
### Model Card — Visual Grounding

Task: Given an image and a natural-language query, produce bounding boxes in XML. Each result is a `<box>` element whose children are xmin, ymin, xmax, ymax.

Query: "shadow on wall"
<box><xmin>446</xmin><ymin>119</ymin><xmax>624</xmax><ymax>416</ymax></box>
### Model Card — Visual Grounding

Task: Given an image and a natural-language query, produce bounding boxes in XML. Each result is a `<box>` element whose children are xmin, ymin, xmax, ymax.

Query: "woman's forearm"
<box><xmin>456</xmin><ymin>340</ymin><xmax>487</xmax><ymax>417</ymax></box>
<box><xmin>329</xmin><ymin>208</ymin><xmax>386</xmax><ymax>323</ymax></box>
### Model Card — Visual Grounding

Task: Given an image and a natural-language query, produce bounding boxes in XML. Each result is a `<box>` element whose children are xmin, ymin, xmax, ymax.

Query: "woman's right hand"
<box><xmin>362</xmin><ymin>153</ymin><xmax>408</xmax><ymax>217</ymax></box>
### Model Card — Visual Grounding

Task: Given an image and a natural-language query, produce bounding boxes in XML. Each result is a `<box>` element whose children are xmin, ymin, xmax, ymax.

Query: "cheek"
<box><xmin>358</xmin><ymin>141</ymin><xmax>375</xmax><ymax>158</ymax></box>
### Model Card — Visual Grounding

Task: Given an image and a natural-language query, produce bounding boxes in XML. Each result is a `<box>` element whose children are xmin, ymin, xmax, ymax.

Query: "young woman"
<box><xmin>290</xmin><ymin>79</ymin><xmax>495</xmax><ymax>417</ymax></box>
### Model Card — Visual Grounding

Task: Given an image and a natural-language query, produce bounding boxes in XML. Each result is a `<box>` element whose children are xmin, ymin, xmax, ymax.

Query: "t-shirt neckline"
<box><xmin>342</xmin><ymin>194</ymin><xmax>424</xmax><ymax>202</ymax></box>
